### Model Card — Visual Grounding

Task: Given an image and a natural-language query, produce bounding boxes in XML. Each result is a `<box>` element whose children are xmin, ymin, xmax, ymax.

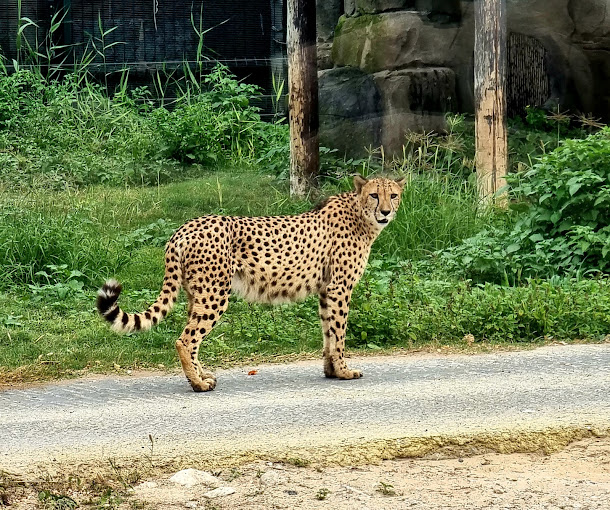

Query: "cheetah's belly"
<box><xmin>230</xmin><ymin>263</ymin><xmax>323</xmax><ymax>305</ymax></box>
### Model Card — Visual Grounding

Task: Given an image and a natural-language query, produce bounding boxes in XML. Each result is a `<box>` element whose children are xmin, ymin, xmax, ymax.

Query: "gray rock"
<box><xmin>570</xmin><ymin>0</ymin><xmax>610</xmax><ymax>42</ymax></box>
<box><xmin>317</xmin><ymin>42</ymin><xmax>334</xmax><ymax>70</ymax></box>
<box><xmin>319</xmin><ymin>66</ymin><xmax>455</xmax><ymax>156</ymax></box>
<box><xmin>317</xmin><ymin>0</ymin><xmax>343</xmax><ymax>42</ymax></box>
<box><xmin>318</xmin><ymin>67</ymin><xmax>382</xmax><ymax>157</ymax></box>
<box><xmin>345</xmin><ymin>0</ymin><xmax>357</xmax><ymax>16</ymax></box>
<box><xmin>373</xmin><ymin>67</ymin><xmax>455</xmax><ymax>153</ymax></box>
<box><xmin>332</xmin><ymin>11</ymin><xmax>460</xmax><ymax>73</ymax></box>
<box><xmin>354</xmin><ymin>0</ymin><xmax>413</xmax><ymax>15</ymax></box>
<box><xmin>260</xmin><ymin>469</ymin><xmax>288</xmax><ymax>486</ymax></box>
<box><xmin>568</xmin><ymin>0</ymin><xmax>610</xmax><ymax>117</ymax></box>
<box><xmin>324</xmin><ymin>0</ymin><xmax>610</xmax><ymax>131</ymax></box>
<box><xmin>416</xmin><ymin>0</ymin><xmax>462</xmax><ymax>22</ymax></box>
<box><xmin>203</xmin><ymin>487</ymin><xmax>236</xmax><ymax>499</ymax></box>
<box><xmin>169</xmin><ymin>469</ymin><xmax>219</xmax><ymax>488</ymax></box>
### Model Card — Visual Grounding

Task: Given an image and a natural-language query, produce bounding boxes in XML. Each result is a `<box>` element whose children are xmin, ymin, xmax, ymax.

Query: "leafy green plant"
<box><xmin>27</xmin><ymin>265</ymin><xmax>87</xmax><ymax>303</ymax></box>
<box><xmin>377</xmin><ymin>481</ymin><xmax>396</xmax><ymax>496</ymax></box>
<box><xmin>38</xmin><ymin>490</ymin><xmax>78</xmax><ymax>510</ymax></box>
<box><xmin>442</xmin><ymin>128</ymin><xmax>610</xmax><ymax>282</ymax></box>
<box><xmin>120</xmin><ymin>219</ymin><xmax>178</xmax><ymax>252</ymax></box>
<box><xmin>156</xmin><ymin>64</ymin><xmax>279</xmax><ymax>167</ymax></box>
<box><xmin>315</xmin><ymin>488</ymin><xmax>330</xmax><ymax>500</ymax></box>
<box><xmin>286</xmin><ymin>457</ymin><xmax>310</xmax><ymax>468</ymax></box>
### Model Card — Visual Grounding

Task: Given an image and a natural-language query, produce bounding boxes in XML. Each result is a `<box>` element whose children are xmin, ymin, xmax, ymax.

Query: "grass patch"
<box><xmin>1</xmin><ymin>170</ymin><xmax>609</xmax><ymax>384</ymax></box>
<box><xmin>0</xmin><ymin>144</ymin><xmax>607</xmax><ymax>384</ymax></box>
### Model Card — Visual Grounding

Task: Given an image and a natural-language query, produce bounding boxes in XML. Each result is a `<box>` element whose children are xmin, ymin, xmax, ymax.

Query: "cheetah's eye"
<box><xmin>390</xmin><ymin>194</ymin><xmax>398</xmax><ymax>199</ymax></box>
<box><xmin>369</xmin><ymin>193</ymin><xmax>378</xmax><ymax>199</ymax></box>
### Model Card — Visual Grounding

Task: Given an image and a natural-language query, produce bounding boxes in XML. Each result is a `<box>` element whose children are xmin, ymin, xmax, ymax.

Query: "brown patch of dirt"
<box><xmin>5</xmin><ymin>437</ymin><xmax>610</xmax><ymax>509</ymax></box>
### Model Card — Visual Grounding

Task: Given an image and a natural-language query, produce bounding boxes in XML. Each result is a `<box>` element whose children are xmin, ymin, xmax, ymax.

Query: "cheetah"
<box><xmin>97</xmin><ymin>175</ymin><xmax>405</xmax><ymax>392</ymax></box>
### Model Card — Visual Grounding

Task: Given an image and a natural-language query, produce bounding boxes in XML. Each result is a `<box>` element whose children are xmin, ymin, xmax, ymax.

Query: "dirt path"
<box><xmin>131</xmin><ymin>437</ymin><xmax>610</xmax><ymax>509</ymax></box>
<box><xmin>6</xmin><ymin>437</ymin><xmax>610</xmax><ymax>509</ymax></box>
<box><xmin>2</xmin><ymin>345</ymin><xmax>610</xmax><ymax>474</ymax></box>
<box><xmin>2</xmin><ymin>345</ymin><xmax>610</xmax><ymax>508</ymax></box>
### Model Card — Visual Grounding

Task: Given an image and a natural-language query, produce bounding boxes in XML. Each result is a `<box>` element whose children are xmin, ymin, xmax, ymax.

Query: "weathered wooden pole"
<box><xmin>287</xmin><ymin>0</ymin><xmax>319</xmax><ymax>198</ymax></box>
<box><xmin>474</xmin><ymin>0</ymin><xmax>508</xmax><ymax>203</ymax></box>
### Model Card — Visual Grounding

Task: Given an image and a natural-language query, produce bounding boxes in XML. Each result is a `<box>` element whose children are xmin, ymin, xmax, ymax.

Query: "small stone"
<box><xmin>170</xmin><ymin>469</ymin><xmax>219</xmax><ymax>488</ymax></box>
<box><xmin>260</xmin><ymin>470</ymin><xmax>286</xmax><ymax>486</ymax></box>
<box><xmin>203</xmin><ymin>487</ymin><xmax>236</xmax><ymax>499</ymax></box>
<box><xmin>184</xmin><ymin>502</ymin><xmax>198</xmax><ymax>509</ymax></box>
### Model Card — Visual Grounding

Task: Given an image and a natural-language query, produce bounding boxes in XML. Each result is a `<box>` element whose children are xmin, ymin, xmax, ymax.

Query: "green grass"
<box><xmin>1</xmin><ymin>169</ymin><xmax>608</xmax><ymax>384</ymax></box>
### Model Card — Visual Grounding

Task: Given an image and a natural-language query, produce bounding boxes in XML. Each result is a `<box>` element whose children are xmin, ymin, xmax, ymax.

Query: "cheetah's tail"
<box><xmin>96</xmin><ymin>277</ymin><xmax>181</xmax><ymax>334</ymax></box>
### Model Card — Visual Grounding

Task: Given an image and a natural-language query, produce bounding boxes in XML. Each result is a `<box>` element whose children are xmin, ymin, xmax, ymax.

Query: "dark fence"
<box><xmin>0</xmin><ymin>0</ymin><xmax>287</xmax><ymax>114</ymax></box>
<box><xmin>507</xmin><ymin>32</ymin><xmax>550</xmax><ymax>118</ymax></box>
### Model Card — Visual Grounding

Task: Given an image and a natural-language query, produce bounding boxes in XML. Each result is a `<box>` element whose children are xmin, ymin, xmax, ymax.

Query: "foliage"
<box><xmin>0</xmin><ymin>204</ymin><xmax>127</xmax><ymax>290</ymax></box>
<box><xmin>441</xmin><ymin>128</ymin><xmax>610</xmax><ymax>282</ymax></box>
<box><xmin>349</xmin><ymin>262</ymin><xmax>610</xmax><ymax>346</ymax></box>
<box><xmin>0</xmin><ymin>69</ymin><xmax>173</xmax><ymax>188</ymax></box>
<box><xmin>155</xmin><ymin>64</ymin><xmax>285</xmax><ymax>167</ymax></box>
<box><xmin>38</xmin><ymin>490</ymin><xmax>78</xmax><ymax>510</ymax></box>
<box><xmin>0</xmin><ymin>62</ymin><xmax>287</xmax><ymax>189</ymax></box>
<box><xmin>120</xmin><ymin>219</ymin><xmax>178</xmax><ymax>252</ymax></box>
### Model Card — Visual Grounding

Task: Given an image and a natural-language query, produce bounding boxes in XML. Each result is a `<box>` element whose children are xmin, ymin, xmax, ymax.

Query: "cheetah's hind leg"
<box><xmin>175</xmin><ymin>333</ymin><xmax>217</xmax><ymax>392</ymax></box>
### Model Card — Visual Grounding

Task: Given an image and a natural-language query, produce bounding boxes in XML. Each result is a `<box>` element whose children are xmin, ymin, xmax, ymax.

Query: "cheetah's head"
<box><xmin>353</xmin><ymin>175</ymin><xmax>406</xmax><ymax>231</ymax></box>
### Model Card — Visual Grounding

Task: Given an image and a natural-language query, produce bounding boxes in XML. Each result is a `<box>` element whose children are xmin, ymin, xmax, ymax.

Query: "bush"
<box><xmin>441</xmin><ymin>128</ymin><xmax>610</xmax><ymax>282</ymax></box>
<box><xmin>348</xmin><ymin>263</ymin><xmax>610</xmax><ymax>346</ymax></box>
<box><xmin>156</xmin><ymin>65</ymin><xmax>286</xmax><ymax>167</ymax></box>
<box><xmin>0</xmin><ymin>64</ymin><xmax>288</xmax><ymax>188</ymax></box>
<box><xmin>0</xmin><ymin>69</ymin><xmax>173</xmax><ymax>188</ymax></box>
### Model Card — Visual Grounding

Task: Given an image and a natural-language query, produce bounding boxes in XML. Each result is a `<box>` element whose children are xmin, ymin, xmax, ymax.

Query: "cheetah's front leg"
<box><xmin>319</xmin><ymin>287</ymin><xmax>362</xmax><ymax>380</ymax></box>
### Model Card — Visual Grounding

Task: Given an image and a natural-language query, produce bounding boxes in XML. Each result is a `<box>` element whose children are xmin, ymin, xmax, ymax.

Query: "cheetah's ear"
<box><xmin>353</xmin><ymin>175</ymin><xmax>368</xmax><ymax>193</ymax></box>
<box><xmin>395</xmin><ymin>177</ymin><xmax>407</xmax><ymax>188</ymax></box>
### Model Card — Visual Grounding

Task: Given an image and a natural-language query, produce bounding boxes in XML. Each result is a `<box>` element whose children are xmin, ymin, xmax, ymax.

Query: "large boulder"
<box><xmin>373</xmin><ymin>67</ymin><xmax>455</xmax><ymax>153</ymax></box>
<box><xmin>504</xmin><ymin>0</ymin><xmax>594</xmax><ymax>113</ymax></box>
<box><xmin>354</xmin><ymin>0</ymin><xmax>413</xmax><ymax>15</ymax></box>
<box><xmin>456</xmin><ymin>0</ymin><xmax>606</xmax><ymax>116</ymax></box>
<box><xmin>332</xmin><ymin>12</ymin><xmax>460</xmax><ymax>73</ymax></box>
<box><xmin>318</xmin><ymin>67</ymin><xmax>382</xmax><ymax>157</ymax></box>
<box><xmin>569</xmin><ymin>0</ymin><xmax>610</xmax><ymax>44</ymax></box>
<box><xmin>350</xmin><ymin>0</ymin><xmax>460</xmax><ymax>18</ymax></box>
<box><xmin>317</xmin><ymin>0</ymin><xmax>343</xmax><ymax>42</ymax></box>
<box><xmin>415</xmin><ymin>0</ymin><xmax>462</xmax><ymax>22</ymax></box>
<box><xmin>319</xmin><ymin>0</ymin><xmax>610</xmax><ymax>158</ymax></box>
<box><xmin>568</xmin><ymin>0</ymin><xmax>610</xmax><ymax>116</ymax></box>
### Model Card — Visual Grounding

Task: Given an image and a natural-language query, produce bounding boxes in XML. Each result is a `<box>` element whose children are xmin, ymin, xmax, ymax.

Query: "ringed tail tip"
<box><xmin>97</xmin><ymin>279</ymin><xmax>122</xmax><ymax>322</ymax></box>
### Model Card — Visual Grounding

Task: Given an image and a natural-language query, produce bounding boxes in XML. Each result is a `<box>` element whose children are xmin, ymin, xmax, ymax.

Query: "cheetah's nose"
<box><xmin>380</xmin><ymin>209</ymin><xmax>391</xmax><ymax>217</ymax></box>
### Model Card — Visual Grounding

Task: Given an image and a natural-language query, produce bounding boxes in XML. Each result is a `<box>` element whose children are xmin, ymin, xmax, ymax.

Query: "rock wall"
<box><xmin>318</xmin><ymin>0</ymin><xmax>610</xmax><ymax>157</ymax></box>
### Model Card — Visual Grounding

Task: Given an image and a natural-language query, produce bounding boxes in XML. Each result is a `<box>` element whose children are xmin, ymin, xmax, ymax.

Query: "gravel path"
<box><xmin>1</xmin><ymin>344</ymin><xmax>610</xmax><ymax>474</ymax></box>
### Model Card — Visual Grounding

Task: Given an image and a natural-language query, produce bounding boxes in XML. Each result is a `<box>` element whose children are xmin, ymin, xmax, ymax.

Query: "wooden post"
<box><xmin>474</xmin><ymin>0</ymin><xmax>508</xmax><ymax>202</ymax></box>
<box><xmin>287</xmin><ymin>0</ymin><xmax>319</xmax><ymax>198</ymax></box>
